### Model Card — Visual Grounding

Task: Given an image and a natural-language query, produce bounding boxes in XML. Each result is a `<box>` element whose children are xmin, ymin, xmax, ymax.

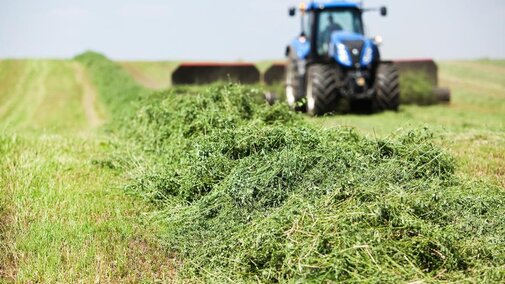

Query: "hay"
<box><xmin>76</xmin><ymin>52</ymin><xmax>504</xmax><ymax>282</ymax></box>
<box><xmin>123</xmin><ymin>84</ymin><xmax>505</xmax><ymax>282</ymax></box>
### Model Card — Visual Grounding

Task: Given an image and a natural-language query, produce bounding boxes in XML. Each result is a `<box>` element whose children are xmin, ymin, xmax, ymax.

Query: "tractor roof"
<box><xmin>306</xmin><ymin>1</ymin><xmax>360</xmax><ymax>11</ymax></box>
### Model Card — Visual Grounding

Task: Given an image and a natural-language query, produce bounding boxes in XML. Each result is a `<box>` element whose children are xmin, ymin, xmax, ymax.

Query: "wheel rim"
<box><xmin>306</xmin><ymin>73</ymin><xmax>315</xmax><ymax>114</ymax></box>
<box><xmin>286</xmin><ymin>84</ymin><xmax>295</xmax><ymax>106</ymax></box>
<box><xmin>285</xmin><ymin>66</ymin><xmax>295</xmax><ymax>107</ymax></box>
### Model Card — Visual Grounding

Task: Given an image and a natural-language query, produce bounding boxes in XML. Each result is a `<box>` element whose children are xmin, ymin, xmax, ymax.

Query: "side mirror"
<box><xmin>289</xmin><ymin>7</ymin><xmax>296</xmax><ymax>17</ymax></box>
<box><xmin>380</xmin><ymin>6</ymin><xmax>387</xmax><ymax>16</ymax></box>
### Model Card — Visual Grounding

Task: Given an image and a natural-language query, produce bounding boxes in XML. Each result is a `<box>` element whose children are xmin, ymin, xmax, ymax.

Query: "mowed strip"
<box><xmin>0</xmin><ymin>60</ymin><xmax>175</xmax><ymax>282</ymax></box>
<box><xmin>0</xmin><ymin>60</ymin><xmax>49</xmax><ymax>128</ymax></box>
<box><xmin>0</xmin><ymin>60</ymin><xmax>87</xmax><ymax>130</ymax></box>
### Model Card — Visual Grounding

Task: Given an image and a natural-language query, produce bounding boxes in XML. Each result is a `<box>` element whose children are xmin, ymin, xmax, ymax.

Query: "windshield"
<box><xmin>316</xmin><ymin>9</ymin><xmax>364</xmax><ymax>54</ymax></box>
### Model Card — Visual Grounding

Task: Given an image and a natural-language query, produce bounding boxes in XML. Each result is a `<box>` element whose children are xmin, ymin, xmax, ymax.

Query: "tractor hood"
<box><xmin>328</xmin><ymin>31</ymin><xmax>375</xmax><ymax>68</ymax></box>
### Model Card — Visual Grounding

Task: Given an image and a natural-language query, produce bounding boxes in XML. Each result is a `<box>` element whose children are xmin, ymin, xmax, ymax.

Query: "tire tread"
<box><xmin>375</xmin><ymin>63</ymin><xmax>400</xmax><ymax>111</ymax></box>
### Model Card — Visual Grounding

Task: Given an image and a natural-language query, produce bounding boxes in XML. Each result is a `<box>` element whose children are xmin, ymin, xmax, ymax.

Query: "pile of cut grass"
<box><xmin>73</xmin><ymin>53</ymin><xmax>504</xmax><ymax>281</ymax></box>
<box><xmin>121</xmin><ymin>83</ymin><xmax>505</xmax><ymax>282</ymax></box>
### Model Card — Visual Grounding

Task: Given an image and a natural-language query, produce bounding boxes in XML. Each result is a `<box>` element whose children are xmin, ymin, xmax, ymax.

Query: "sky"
<box><xmin>1</xmin><ymin>0</ymin><xmax>504</xmax><ymax>61</ymax></box>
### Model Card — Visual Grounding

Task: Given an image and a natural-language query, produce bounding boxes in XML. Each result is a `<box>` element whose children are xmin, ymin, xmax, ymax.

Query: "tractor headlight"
<box><xmin>361</xmin><ymin>46</ymin><xmax>373</xmax><ymax>66</ymax></box>
<box><xmin>336</xmin><ymin>44</ymin><xmax>352</xmax><ymax>67</ymax></box>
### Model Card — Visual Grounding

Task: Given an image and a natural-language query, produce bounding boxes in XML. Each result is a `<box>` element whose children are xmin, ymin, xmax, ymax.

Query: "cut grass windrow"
<box><xmin>77</xmin><ymin>51</ymin><xmax>504</xmax><ymax>282</ymax></box>
<box><xmin>116</xmin><ymin>82</ymin><xmax>505</xmax><ymax>282</ymax></box>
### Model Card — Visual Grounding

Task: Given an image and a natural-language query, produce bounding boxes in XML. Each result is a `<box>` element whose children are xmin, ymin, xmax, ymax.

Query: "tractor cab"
<box><xmin>314</xmin><ymin>8</ymin><xmax>364</xmax><ymax>56</ymax></box>
<box><xmin>286</xmin><ymin>1</ymin><xmax>398</xmax><ymax>116</ymax></box>
<box><xmin>289</xmin><ymin>2</ymin><xmax>386</xmax><ymax>68</ymax></box>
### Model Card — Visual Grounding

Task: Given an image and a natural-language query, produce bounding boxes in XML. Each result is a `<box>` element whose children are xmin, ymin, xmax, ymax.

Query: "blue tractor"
<box><xmin>286</xmin><ymin>1</ymin><xmax>399</xmax><ymax>115</ymax></box>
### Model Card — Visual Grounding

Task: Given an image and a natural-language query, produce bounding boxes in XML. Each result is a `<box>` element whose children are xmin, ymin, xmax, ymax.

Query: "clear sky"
<box><xmin>1</xmin><ymin>0</ymin><xmax>504</xmax><ymax>61</ymax></box>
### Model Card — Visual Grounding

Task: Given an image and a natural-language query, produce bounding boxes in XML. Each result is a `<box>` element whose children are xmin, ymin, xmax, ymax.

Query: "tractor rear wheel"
<box><xmin>375</xmin><ymin>63</ymin><xmax>400</xmax><ymax>111</ymax></box>
<box><xmin>306</xmin><ymin>64</ymin><xmax>342</xmax><ymax>116</ymax></box>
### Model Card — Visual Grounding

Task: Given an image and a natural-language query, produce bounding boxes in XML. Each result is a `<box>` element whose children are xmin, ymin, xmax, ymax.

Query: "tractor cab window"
<box><xmin>317</xmin><ymin>9</ymin><xmax>363</xmax><ymax>54</ymax></box>
<box><xmin>302</xmin><ymin>12</ymin><xmax>312</xmax><ymax>39</ymax></box>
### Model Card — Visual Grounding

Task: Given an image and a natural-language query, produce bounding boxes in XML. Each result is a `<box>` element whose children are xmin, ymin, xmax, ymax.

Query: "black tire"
<box><xmin>434</xmin><ymin>87</ymin><xmax>451</xmax><ymax>103</ymax></box>
<box><xmin>375</xmin><ymin>63</ymin><xmax>400</xmax><ymax>111</ymax></box>
<box><xmin>306</xmin><ymin>64</ymin><xmax>342</xmax><ymax>116</ymax></box>
<box><xmin>285</xmin><ymin>50</ymin><xmax>305</xmax><ymax>112</ymax></box>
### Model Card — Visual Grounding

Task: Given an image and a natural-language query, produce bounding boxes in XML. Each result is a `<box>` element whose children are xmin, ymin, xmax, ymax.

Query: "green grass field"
<box><xmin>0</xmin><ymin>59</ymin><xmax>174</xmax><ymax>282</ymax></box>
<box><xmin>1</xmin><ymin>55</ymin><xmax>503</xmax><ymax>282</ymax></box>
<box><xmin>119</xmin><ymin>61</ymin><xmax>180</xmax><ymax>90</ymax></box>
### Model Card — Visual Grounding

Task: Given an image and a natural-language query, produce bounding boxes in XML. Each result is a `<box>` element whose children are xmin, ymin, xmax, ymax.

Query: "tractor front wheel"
<box><xmin>306</xmin><ymin>64</ymin><xmax>342</xmax><ymax>116</ymax></box>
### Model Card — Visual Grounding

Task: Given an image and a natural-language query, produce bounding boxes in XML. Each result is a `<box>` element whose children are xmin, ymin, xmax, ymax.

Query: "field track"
<box><xmin>73</xmin><ymin>63</ymin><xmax>104</xmax><ymax>128</ymax></box>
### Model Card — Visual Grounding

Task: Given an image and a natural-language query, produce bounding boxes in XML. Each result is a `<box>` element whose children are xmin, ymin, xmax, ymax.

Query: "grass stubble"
<box><xmin>0</xmin><ymin>56</ymin><xmax>176</xmax><ymax>282</ymax></box>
